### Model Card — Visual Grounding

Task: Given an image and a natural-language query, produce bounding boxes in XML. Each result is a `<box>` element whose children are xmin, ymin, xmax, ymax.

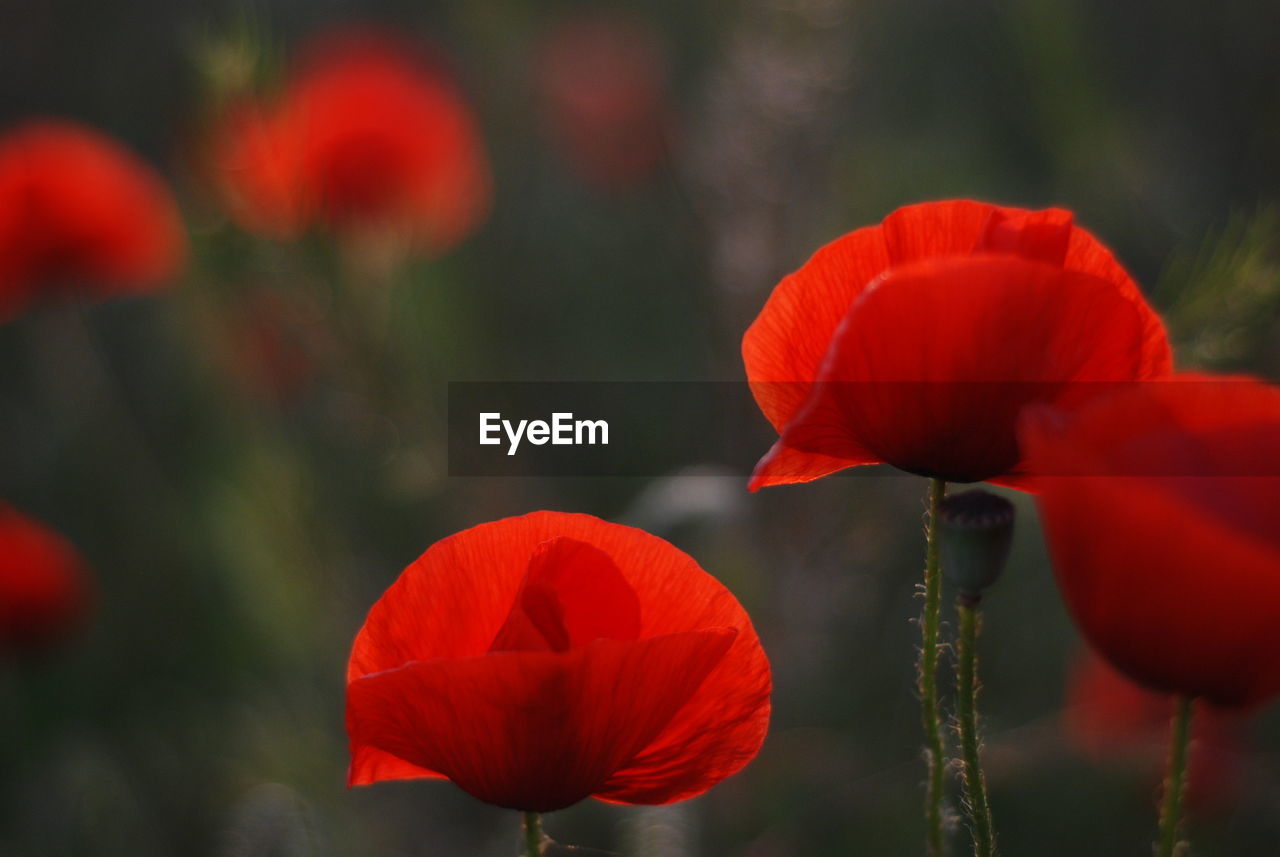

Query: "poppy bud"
<box><xmin>938</xmin><ymin>489</ymin><xmax>1015</xmax><ymax>599</ymax></box>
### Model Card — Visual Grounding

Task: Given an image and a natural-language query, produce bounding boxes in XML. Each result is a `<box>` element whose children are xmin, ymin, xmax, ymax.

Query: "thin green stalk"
<box><xmin>955</xmin><ymin>597</ymin><xmax>996</xmax><ymax>857</ymax></box>
<box><xmin>919</xmin><ymin>477</ymin><xmax>948</xmax><ymax>857</ymax></box>
<box><xmin>523</xmin><ymin>812</ymin><xmax>545</xmax><ymax>857</ymax></box>
<box><xmin>1155</xmin><ymin>697</ymin><xmax>1194</xmax><ymax>857</ymax></box>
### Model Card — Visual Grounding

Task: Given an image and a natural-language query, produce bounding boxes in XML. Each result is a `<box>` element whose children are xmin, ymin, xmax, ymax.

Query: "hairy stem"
<box><xmin>955</xmin><ymin>598</ymin><xmax>996</xmax><ymax>857</ymax></box>
<box><xmin>919</xmin><ymin>477</ymin><xmax>948</xmax><ymax>856</ymax></box>
<box><xmin>1155</xmin><ymin>697</ymin><xmax>1194</xmax><ymax>857</ymax></box>
<box><xmin>523</xmin><ymin>811</ymin><xmax>545</xmax><ymax>857</ymax></box>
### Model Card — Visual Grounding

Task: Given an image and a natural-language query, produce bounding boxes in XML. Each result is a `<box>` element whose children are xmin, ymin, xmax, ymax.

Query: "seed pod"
<box><xmin>939</xmin><ymin>489</ymin><xmax>1015</xmax><ymax>599</ymax></box>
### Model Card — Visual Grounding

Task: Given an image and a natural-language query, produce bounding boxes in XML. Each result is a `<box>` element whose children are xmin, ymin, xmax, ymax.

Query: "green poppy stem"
<box><xmin>523</xmin><ymin>811</ymin><xmax>546</xmax><ymax>857</ymax></box>
<box><xmin>919</xmin><ymin>477</ymin><xmax>948</xmax><ymax>856</ymax></box>
<box><xmin>1155</xmin><ymin>697</ymin><xmax>1195</xmax><ymax>857</ymax></box>
<box><xmin>955</xmin><ymin>596</ymin><xmax>996</xmax><ymax>857</ymax></box>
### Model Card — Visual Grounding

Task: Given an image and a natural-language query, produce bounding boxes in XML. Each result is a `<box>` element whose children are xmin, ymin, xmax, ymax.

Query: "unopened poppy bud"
<box><xmin>939</xmin><ymin>490</ymin><xmax>1015</xmax><ymax>600</ymax></box>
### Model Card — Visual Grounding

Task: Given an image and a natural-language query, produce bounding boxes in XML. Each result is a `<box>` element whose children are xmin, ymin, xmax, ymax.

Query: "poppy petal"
<box><xmin>1024</xmin><ymin>378</ymin><xmax>1280</xmax><ymax>705</ymax></box>
<box><xmin>506</xmin><ymin>516</ymin><xmax>773</xmax><ymax>802</ymax></box>
<box><xmin>1037</xmin><ymin>475</ymin><xmax>1280</xmax><ymax>705</ymax></box>
<box><xmin>595</xmin><ymin>625</ymin><xmax>769</xmax><ymax>804</ymax></box>
<box><xmin>769</xmin><ymin>256</ymin><xmax>1157</xmax><ymax>482</ymax></box>
<box><xmin>973</xmin><ymin>207</ymin><xmax>1073</xmax><ymax>265</ymax></box>
<box><xmin>348</xmin><ymin>517</ymin><xmax>541</xmax><ymax>679</ymax></box>
<box><xmin>880</xmin><ymin>198</ymin><xmax>1000</xmax><ymax>265</ymax></box>
<box><xmin>489</xmin><ymin>536</ymin><xmax>641</xmax><ymax>653</ymax></box>
<box><xmin>346</xmin><ymin>512</ymin><xmax>771</xmax><ymax>804</ymax></box>
<box><xmin>1062</xmin><ymin>229</ymin><xmax>1171</xmax><ymax>379</ymax></box>
<box><xmin>747</xmin><ymin>437</ymin><xmax>879</xmax><ymax>492</ymax></box>
<box><xmin>563</xmin><ymin>521</ymin><xmax>772</xmax><ymax>804</ymax></box>
<box><xmin>742</xmin><ymin>224</ymin><xmax>890</xmax><ymax>431</ymax></box>
<box><xmin>346</xmin><ymin>629</ymin><xmax>735</xmax><ymax>811</ymax></box>
<box><xmin>348</xmin><ymin>746</ymin><xmax>446</xmax><ymax>786</ymax></box>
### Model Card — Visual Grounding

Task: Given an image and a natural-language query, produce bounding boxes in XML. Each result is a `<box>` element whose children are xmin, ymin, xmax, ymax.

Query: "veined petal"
<box><xmin>775</xmin><ymin>256</ymin><xmax>1155</xmax><ymax>482</ymax></box>
<box><xmin>346</xmin><ymin>511</ymin><xmax>772</xmax><ymax>805</ymax></box>
<box><xmin>742</xmin><ymin>224</ymin><xmax>890</xmax><ymax>431</ymax></box>
<box><xmin>880</xmin><ymin>198</ymin><xmax>1002</xmax><ymax>265</ymax></box>
<box><xmin>747</xmin><ymin>438</ymin><xmax>879</xmax><ymax>492</ymax></box>
<box><xmin>346</xmin><ymin>629</ymin><xmax>735</xmax><ymax>811</ymax></box>
<box><xmin>489</xmin><ymin>537</ymin><xmax>641</xmax><ymax>653</ymax></box>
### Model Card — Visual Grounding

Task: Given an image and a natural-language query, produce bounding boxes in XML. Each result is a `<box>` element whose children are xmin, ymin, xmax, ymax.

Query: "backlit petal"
<box><xmin>771</xmin><ymin>256</ymin><xmax>1156</xmax><ymax>482</ymax></box>
<box><xmin>742</xmin><ymin>224</ymin><xmax>890</xmax><ymax>430</ymax></box>
<box><xmin>346</xmin><ymin>630</ymin><xmax>734</xmax><ymax>811</ymax></box>
<box><xmin>346</xmin><ymin>511</ymin><xmax>771</xmax><ymax>805</ymax></box>
<box><xmin>489</xmin><ymin>537</ymin><xmax>641</xmax><ymax>653</ymax></box>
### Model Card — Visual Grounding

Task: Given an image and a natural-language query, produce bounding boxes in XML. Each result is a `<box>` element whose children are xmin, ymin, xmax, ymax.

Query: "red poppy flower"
<box><xmin>345</xmin><ymin>511</ymin><xmax>771</xmax><ymax>812</ymax></box>
<box><xmin>1064</xmin><ymin>649</ymin><xmax>1243</xmax><ymax>813</ymax></box>
<box><xmin>1023</xmin><ymin>376</ymin><xmax>1280</xmax><ymax>706</ymax></box>
<box><xmin>0</xmin><ymin>120</ymin><xmax>186</xmax><ymax>321</ymax></box>
<box><xmin>212</xmin><ymin>29</ymin><xmax>491</xmax><ymax>253</ymax></box>
<box><xmin>535</xmin><ymin>13</ymin><xmax>670</xmax><ymax>190</ymax></box>
<box><xmin>0</xmin><ymin>502</ymin><xmax>92</xmax><ymax>652</ymax></box>
<box><xmin>743</xmin><ymin>200</ymin><xmax>1172</xmax><ymax>489</ymax></box>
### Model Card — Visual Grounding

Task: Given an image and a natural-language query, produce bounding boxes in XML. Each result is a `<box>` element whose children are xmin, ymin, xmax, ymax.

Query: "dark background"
<box><xmin>1</xmin><ymin>0</ymin><xmax>1278</xmax><ymax>855</ymax></box>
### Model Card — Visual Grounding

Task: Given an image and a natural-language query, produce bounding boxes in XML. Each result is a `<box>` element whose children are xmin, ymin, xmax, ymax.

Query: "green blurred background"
<box><xmin>1</xmin><ymin>0</ymin><xmax>1279</xmax><ymax>855</ymax></box>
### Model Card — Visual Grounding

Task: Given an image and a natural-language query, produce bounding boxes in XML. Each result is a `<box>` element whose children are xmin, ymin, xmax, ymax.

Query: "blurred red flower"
<box><xmin>535</xmin><ymin>13</ymin><xmax>670</xmax><ymax>190</ymax></box>
<box><xmin>212</xmin><ymin>30</ymin><xmax>491</xmax><ymax>253</ymax></box>
<box><xmin>0</xmin><ymin>502</ymin><xmax>92</xmax><ymax>653</ymax></box>
<box><xmin>345</xmin><ymin>511</ymin><xmax>771</xmax><ymax>812</ymax></box>
<box><xmin>1024</xmin><ymin>376</ymin><xmax>1280</xmax><ymax>706</ymax></box>
<box><xmin>0</xmin><ymin>120</ymin><xmax>186</xmax><ymax>321</ymax></box>
<box><xmin>1064</xmin><ymin>649</ymin><xmax>1244</xmax><ymax>814</ymax></box>
<box><xmin>743</xmin><ymin>200</ymin><xmax>1171</xmax><ymax>489</ymax></box>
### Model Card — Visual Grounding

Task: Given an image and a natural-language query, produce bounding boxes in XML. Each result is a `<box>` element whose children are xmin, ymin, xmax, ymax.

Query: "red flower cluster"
<box><xmin>1025</xmin><ymin>376</ymin><xmax>1280</xmax><ymax>706</ymax></box>
<box><xmin>743</xmin><ymin>200</ymin><xmax>1171</xmax><ymax>488</ymax></box>
<box><xmin>0</xmin><ymin>502</ymin><xmax>92</xmax><ymax>653</ymax></box>
<box><xmin>212</xmin><ymin>30</ymin><xmax>491</xmax><ymax>253</ymax></box>
<box><xmin>345</xmin><ymin>511</ymin><xmax>771</xmax><ymax>812</ymax></box>
<box><xmin>0</xmin><ymin>120</ymin><xmax>186</xmax><ymax>321</ymax></box>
